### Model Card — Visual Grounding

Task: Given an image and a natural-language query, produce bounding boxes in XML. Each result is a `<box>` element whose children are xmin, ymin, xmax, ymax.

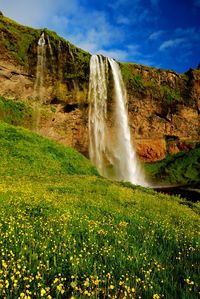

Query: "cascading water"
<box><xmin>57</xmin><ymin>40</ymin><xmax>63</xmax><ymax>81</ymax></box>
<box><xmin>88</xmin><ymin>55</ymin><xmax>109</xmax><ymax>177</ymax></box>
<box><xmin>68</xmin><ymin>44</ymin><xmax>78</xmax><ymax>91</ymax></box>
<box><xmin>88</xmin><ymin>54</ymin><xmax>148</xmax><ymax>186</ymax></box>
<box><xmin>33</xmin><ymin>33</ymin><xmax>46</xmax><ymax>130</ymax></box>
<box><xmin>34</xmin><ymin>32</ymin><xmax>46</xmax><ymax>101</ymax></box>
<box><xmin>47</xmin><ymin>35</ymin><xmax>53</xmax><ymax>57</ymax></box>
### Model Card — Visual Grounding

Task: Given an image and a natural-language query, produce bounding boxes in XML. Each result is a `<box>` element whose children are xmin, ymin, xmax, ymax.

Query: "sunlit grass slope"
<box><xmin>0</xmin><ymin>122</ymin><xmax>98</xmax><ymax>177</ymax></box>
<box><xmin>0</xmin><ymin>122</ymin><xmax>199</xmax><ymax>299</ymax></box>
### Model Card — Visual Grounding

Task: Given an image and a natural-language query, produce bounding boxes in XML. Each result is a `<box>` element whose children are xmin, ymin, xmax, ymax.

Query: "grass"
<box><xmin>145</xmin><ymin>145</ymin><xmax>200</xmax><ymax>186</ymax></box>
<box><xmin>0</xmin><ymin>96</ymin><xmax>34</xmax><ymax>127</ymax></box>
<box><xmin>0</xmin><ymin>122</ymin><xmax>199</xmax><ymax>298</ymax></box>
<box><xmin>0</xmin><ymin>122</ymin><xmax>98</xmax><ymax>177</ymax></box>
<box><xmin>0</xmin><ymin>14</ymin><xmax>40</xmax><ymax>65</ymax></box>
<box><xmin>120</xmin><ymin>63</ymin><xmax>183</xmax><ymax>104</ymax></box>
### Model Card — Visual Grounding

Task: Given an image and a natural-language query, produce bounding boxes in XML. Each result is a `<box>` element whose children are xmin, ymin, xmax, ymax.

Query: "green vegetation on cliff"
<box><xmin>145</xmin><ymin>144</ymin><xmax>200</xmax><ymax>186</ymax></box>
<box><xmin>0</xmin><ymin>14</ymin><xmax>40</xmax><ymax>65</ymax></box>
<box><xmin>0</xmin><ymin>122</ymin><xmax>199</xmax><ymax>298</ymax></box>
<box><xmin>0</xmin><ymin>96</ymin><xmax>33</xmax><ymax>127</ymax></box>
<box><xmin>0</xmin><ymin>13</ymin><xmax>91</xmax><ymax>94</ymax></box>
<box><xmin>120</xmin><ymin>62</ymin><xmax>183</xmax><ymax>104</ymax></box>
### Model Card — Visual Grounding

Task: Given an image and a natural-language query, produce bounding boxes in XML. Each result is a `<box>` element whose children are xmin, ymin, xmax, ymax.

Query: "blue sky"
<box><xmin>0</xmin><ymin>0</ymin><xmax>200</xmax><ymax>73</ymax></box>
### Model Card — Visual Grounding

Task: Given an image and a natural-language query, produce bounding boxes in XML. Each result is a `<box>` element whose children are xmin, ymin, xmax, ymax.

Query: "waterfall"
<box><xmin>57</xmin><ymin>40</ymin><xmax>63</xmax><ymax>81</ymax></box>
<box><xmin>47</xmin><ymin>35</ymin><xmax>53</xmax><ymax>57</ymax></box>
<box><xmin>68</xmin><ymin>44</ymin><xmax>78</xmax><ymax>91</ymax></box>
<box><xmin>34</xmin><ymin>32</ymin><xmax>46</xmax><ymax>101</ymax></box>
<box><xmin>33</xmin><ymin>33</ymin><xmax>46</xmax><ymax>131</ymax></box>
<box><xmin>88</xmin><ymin>55</ymin><xmax>148</xmax><ymax>186</ymax></box>
<box><xmin>88</xmin><ymin>55</ymin><xmax>109</xmax><ymax>177</ymax></box>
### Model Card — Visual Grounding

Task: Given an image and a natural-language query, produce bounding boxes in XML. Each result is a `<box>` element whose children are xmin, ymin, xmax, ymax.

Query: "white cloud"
<box><xmin>149</xmin><ymin>30</ymin><xmax>164</xmax><ymax>40</ymax></box>
<box><xmin>64</xmin><ymin>10</ymin><xmax>123</xmax><ymax>55</ymax></box>
<box><xmin>0</xmin><ymin>0</ymin><xmax>78</xmax><ymax>27</ymax></box>
<box><xmin>159</xmin><ymin>38</ymin><xmax>185</xmax><ymax>51</ymax></box>
<box><xmin>0</xmin><ymin>0</ymin><xmax>159</xmax><ymax>66</ymax></box>
<box><xmin>96</xmin><ymin>44</ymin><xmax>141</xmax><ymax>61</ymax></box>
<box><xmin>97</xmin><ymin>49</ymin><xmax>129</xmax><ymax>61</ymax></box>
<box><xmin>0</xmin><ymin>0</ymin><xmax>124</xmax><ymax>57</ymax></box>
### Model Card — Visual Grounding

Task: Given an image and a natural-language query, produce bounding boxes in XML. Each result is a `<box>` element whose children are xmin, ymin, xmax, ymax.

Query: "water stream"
<box><xmin>68</xmin><ymin>44</ymin><xmax>78</xmax><ymax>91</ymax></box>
<box><xmin>33</xmin><ymin>32</ymin><xmax>46</xmax><ymax>130</ymax></box>
<box><xmin>47</xmin><ymin>35</ymin><xmax>53</xmax><ymax>57</ymax></box>
<box><xmin>34</xmin><ymin>32</ymin><xmax>46</xmax><ymax>101</ymax></box>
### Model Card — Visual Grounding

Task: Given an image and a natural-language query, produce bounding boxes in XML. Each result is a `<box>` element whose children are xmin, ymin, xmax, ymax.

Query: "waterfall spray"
<box><xmin>88</xmin><ymin>55</ymin><xmax>148</xmax><ymax>186</ymax></box>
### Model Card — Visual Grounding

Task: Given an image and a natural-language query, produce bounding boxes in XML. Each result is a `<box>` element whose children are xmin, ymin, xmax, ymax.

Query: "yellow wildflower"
<box><xmin>40</xmin><ymin>288</ymin><xmax>46</xmax><ymax>296</ymax></box>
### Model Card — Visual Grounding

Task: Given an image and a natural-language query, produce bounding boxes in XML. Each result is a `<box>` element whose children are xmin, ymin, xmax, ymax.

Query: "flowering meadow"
<box><xmin>0</xmin><ymin>123</ymin><xmax>199</xmax><ymax>298</ymax></box>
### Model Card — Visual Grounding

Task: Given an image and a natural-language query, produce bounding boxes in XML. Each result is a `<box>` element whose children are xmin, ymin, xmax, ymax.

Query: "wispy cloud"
<box><xmin>116</xmin><ymin>16</ymin><xmax>130</xmax><ymax>25</ymax></box>
<box><xmin>51</xmin><ymin>15</ymin><xmax>69</xmax><ymax>30</ymax></box>
<box><xmin>109</xmin><ymin>0</ymin><xmax>157</xmax><ymax>25</ymax></box>
<box><xmin>62</xmin><ymin>9</ymin><xmax>124</xmax><ymax>55</ymax></box>
<box><xmin>108</xmin><ymin>0</ymin><xmax>132</xmax><ymax>10</ymax></box>
<box><xmin>174</xmin><ymin>27</ymin><xmax>200</xmax><ymax>42</ymax></box>
<box><xmin>127</xmin><ymin>44</ymin><xmax>141</xmax><ymax>56</ymax></box>
<box><xmin>97</xmin><ymin>49</ymin><xmax>129</xmax><ymax>60</ymax></box>
<box><xmin>97</xmin><ymin>44</ymin><xmax>154</xmax><ymax>64</ymax></box>
<box><xmin>136</xmin><ymin>57</ymin><xmax>158</xmax><ymax>67</ymax></box>
<box><xmin>150</xmin><ymin>0</ymin><xmax>160</xmax><ymax>7</ymax></box>
<box><xmin>194</xmin><ymin>0</ymin><xmax>200</xmax><ymax>7</ymax></box>
<box><xmin>148</xmin><ymin>30</ymin><xmax>164</xmax><ymax>40</ymax></box>
<box><xmin>1</xmin><ymin>0</ymin><xmax>199</xmax><ymax>72</ymax></box>
<box><xmin>159</xmin><ymin>38</ymin><xmax>185</xmax><ymax>51</ymax></box>
<box><xmin>177</xmin><ymin>51</ymin><xmax>193</xmax><ymax>63</ymax></box>
<box><xmin>0</xmin><ymin>0</ymin><xmax>78</xmax><ymax>27</ymax></box>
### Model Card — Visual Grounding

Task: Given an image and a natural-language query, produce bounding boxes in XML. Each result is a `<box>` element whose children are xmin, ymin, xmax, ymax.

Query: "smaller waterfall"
<box><xmin>34</xmin><ymin>32</ymin><xmax>46</xmax><ymax>101</ymax></box>
<box><xmin>33</xmin><ymin>33</ymin><xmax>46</xmax><ymax>131</ymax></box>
<box><xmin>47</xmin><ymin>35</ymin><xmax>53</xmax><ymax>57</ymax></box>
<box><xmin>68</xmin><ymin>44</ymin><xmax>78</xmax><ymax>91</ymax></box>
<box><xmin>57</xmin><ymin>40</ymin><xmax>63</xmax><ymax>81</ymax></box>
<box><xmin>68</xmin><ymin>44</ymin><xmax>75</xmax><ymax>62</ymax></box>
<box><xmin>88</xmin><ymin>55</ymin><xmax>148</xmax><ymax>186</ymax></box>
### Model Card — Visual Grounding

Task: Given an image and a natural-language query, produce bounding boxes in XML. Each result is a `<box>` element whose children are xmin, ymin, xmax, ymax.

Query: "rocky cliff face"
<box><xmin>0</xmin><ymin>14</ymin><xmax>199</xmax><ymax>161</ymax></box>
<box><xmin>120</xmin><ymin>63</ymin><xmax>200</xmax><ymax>161</ymax></box>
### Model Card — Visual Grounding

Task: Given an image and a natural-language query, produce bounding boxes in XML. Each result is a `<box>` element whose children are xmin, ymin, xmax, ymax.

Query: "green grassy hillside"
<box><xmin>0</xmin><ymin>122</ymin><xmax>98</xmax><ymax>177</ymax></box>
<box><xmin>0</xmin><ymin>122</ymin><xmax>199</xmax><ymax>299</ymax></box>
<box><xmin>0</xmin><ymin>96</ymin><xmax>34</xmax><ymax>128</ymax></box>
